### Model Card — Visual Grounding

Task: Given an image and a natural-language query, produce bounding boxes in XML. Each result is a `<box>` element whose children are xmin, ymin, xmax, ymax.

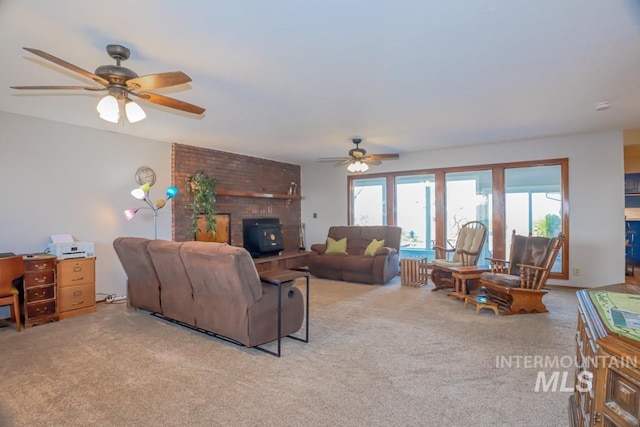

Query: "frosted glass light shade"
<box><xmin>97</xmin><ymin>95</ymin><xmax>119</xmax><ymax>123</ymax></box>
<box><xmin>347</xmin><ymin>161</ymin><xmax>369</xmax><ymax>173</ymax></box>
<box><xmin>131</xmin><ymin>188</ymin><xmax>146</xmax><ymax>200</ymax></box>
<box><xmin>125</xmin><ymin>100</ymin><xmax>146</xmax><ymax>123</ymax></box>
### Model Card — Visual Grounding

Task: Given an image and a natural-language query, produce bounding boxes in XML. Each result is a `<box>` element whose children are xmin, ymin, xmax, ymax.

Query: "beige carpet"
<box><xmin>0</xmin><ymin>277</ymin><xmax>578</xmax><ymax>426</ymax></box>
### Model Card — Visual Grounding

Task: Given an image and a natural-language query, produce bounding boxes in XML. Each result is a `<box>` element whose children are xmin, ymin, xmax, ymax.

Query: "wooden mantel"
<box><xmin>217</xmin><ymin>189</ymin><xmax>301</xmax><ymax>200</ymax></box>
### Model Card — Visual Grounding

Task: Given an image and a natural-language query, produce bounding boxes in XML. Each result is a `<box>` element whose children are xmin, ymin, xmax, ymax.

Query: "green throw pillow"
<box><xmin>326</xmin><ymin>237</ymin><xmax>348</xmax><ymax>254</ymax></box>
<box><xmin>365</xmin><ymin>238</ymin><xmax>385</xmax><ymax>256</ymax></box>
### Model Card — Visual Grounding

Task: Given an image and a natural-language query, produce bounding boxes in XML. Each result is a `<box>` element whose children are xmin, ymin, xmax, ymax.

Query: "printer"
<box><xmin>47</xmin><ymin>242</ymin><xmax>94</xmax><ymax>259</ymax></box>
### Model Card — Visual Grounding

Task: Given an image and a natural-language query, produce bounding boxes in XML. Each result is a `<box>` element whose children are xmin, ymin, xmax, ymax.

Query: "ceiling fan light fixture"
<box><xmin>347</xmin><ymin>160</ymin><xmax>369</xmax><ymax>173</ymax></box>
<box><xmin>125</xmin><ymin>100</ymin><xmax>146</xmax><ymax>123</ymax></box>
<box><xmin>97</xmin><ymin>94</ymin><xmax>120</xmax><ymax>123</ymax></box>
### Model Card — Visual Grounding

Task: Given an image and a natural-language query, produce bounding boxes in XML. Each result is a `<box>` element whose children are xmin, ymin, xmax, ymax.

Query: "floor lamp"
<box><xmin>124</xmin><ymin>183</ymin><xmax>178</xmax><ymax>239</ymax></box>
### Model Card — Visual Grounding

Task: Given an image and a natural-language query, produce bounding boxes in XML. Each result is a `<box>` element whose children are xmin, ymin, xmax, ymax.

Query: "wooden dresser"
<box><xmin>57</xmin><ymin>257</ymin><xmax>96</xmax><ymax>319</ymax></box>
<box><xmin>21</xmin><ymin>254</ymin><xmax>58</xmax><ymax>327</ymax></box>
<box><xmin>569</xmin><ymin>284</ymin><xmax>640</xmax><ymax>427</ymax></box>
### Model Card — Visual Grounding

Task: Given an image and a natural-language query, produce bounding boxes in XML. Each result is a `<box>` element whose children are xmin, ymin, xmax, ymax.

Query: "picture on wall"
<box><xmin>195</xmin><ymin>213</ymin><xmax>231</xmax><ymax>244</ymax></box>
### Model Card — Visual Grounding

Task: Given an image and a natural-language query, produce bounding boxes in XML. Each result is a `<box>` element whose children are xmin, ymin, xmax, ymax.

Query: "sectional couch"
<box><xmin>113</xmin><ymin>237</ymin><xmax>304</xmax><ymax>349</ymax></box>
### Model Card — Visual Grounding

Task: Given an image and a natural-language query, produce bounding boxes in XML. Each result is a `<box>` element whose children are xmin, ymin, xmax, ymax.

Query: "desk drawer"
<box><xmin>24</xmin><ymin>271</ymin><xmax>55</xmax><ymax>288</ymax></box>
<box><xmin>58</xmin><ymin>259</ymin><xmax>94</xmax><ymax>287</ymax></box>
<box><xmin>26</xmin><ymin>300</ymin><xmax>56</xmax><ymax>318</ymax></box>
<box><xmin>58</xmin><ymin>284</ymin><xmax>94</xmax><ymax>312</ymax></box>
<box><xmin>26</xmin><ymin>285</ymin><xmax>55</xmax><ymax>302</ymax></box>
<box><xmin>24</xmin><ymin>259</ymin><xmax>55</xmax><ymax>272</ymax></box>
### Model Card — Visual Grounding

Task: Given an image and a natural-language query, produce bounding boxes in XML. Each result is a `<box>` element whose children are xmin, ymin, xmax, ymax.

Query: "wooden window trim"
<box><xmin>347</xmin><ymin>158</ymin><xmax>569</xmax><ymax>279</ymax></box>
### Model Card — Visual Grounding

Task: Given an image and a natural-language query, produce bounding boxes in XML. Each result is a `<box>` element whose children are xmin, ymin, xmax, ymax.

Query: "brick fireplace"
<box><xmin>171</xmin><ymin>143</ymin><xmax>302</xmax><ymax>251</ymax></box>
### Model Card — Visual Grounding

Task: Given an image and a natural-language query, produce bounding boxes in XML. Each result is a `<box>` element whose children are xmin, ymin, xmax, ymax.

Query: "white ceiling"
<box><xmin>2</xmin><ymin>0</ymin><xmax>640</xmax><ymax>164</ymax></box>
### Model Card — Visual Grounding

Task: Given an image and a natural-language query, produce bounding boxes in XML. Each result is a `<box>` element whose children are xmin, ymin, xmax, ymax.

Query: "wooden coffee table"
<box><xmin>445</xmin><ymin>265</ymin><xmax>490</xmax><ymax>300</ymax></box>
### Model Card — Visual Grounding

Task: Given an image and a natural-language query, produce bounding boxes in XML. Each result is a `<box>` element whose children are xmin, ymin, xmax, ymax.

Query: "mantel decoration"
<box><xmin>124</xmin><ymin>182</ymin><xmax>179</xmax><ymax>239</ymax></box>
<box><xmin>187</xmin><ymin>170</ymin><xmax>217</xmax><ymax>236</ymax></box>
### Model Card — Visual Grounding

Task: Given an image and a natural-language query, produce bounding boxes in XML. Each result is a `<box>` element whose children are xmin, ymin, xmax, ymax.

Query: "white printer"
<box><xmin>47</xmin><ymin>241</ymin><xmax>94</xmax><ymax>259</ymax></box>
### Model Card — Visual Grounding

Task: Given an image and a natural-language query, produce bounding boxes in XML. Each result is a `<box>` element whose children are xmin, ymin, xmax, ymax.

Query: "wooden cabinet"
<box><xmin>21</xmin><ymin>254</ymin><xmax>58</xmax><ymax>327</ymax></box>
<box><xmin>57</xmin><ymin>257</ymin><xmax>96</xmax><ymax>320</ymax></box>
<box><xmin>569</xmin><ymin>284</ymin><xmax>640</xmax><ymax>427</ymax></box>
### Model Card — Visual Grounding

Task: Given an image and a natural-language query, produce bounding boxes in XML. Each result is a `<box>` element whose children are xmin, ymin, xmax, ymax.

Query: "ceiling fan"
<box><xmin>318</xmin><ymin>138</ymin><xmax>400</xmax><ymax>173</ymax></box>
<box><xmin>10</xmin><ymin>44</ymin><xmax>205</xmax><ymax>123</ymax></box>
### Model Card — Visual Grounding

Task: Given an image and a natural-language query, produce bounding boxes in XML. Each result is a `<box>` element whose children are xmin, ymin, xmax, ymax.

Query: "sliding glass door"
<box><xmin>505</xmin><ymin>165</ymin><xmax>563</xmax><ymax>272</ymax></box>
<box><xmin>396</xmin><ymin>174</ymin><xmax>436</xmax><ymax>261</ymax></box>
<box><xmin>445</xmin><ymin>170</ymin><xmax>493</xmax><ymax>262</ymax></box>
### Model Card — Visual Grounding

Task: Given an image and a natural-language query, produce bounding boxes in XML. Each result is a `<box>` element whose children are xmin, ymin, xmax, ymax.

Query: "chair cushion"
<box><xmin>480</xmin><ymin>272</ymin><xmax>521</xmax><ymax>288</ymax></box>
<box><xmin>326</xmin><ymin>237</ymin><xmax>348</xmax><ymax>254</ymax></box>
<box><xmin>522</xmin><ymin>237</ymin><xmax>553</xmax><ymax>267</ymax></box>
<box><xmin>432</xmin><ymin>259</ymin><xmax>463</xmax><ymax>268</ymax></box>
<box><xmin>453</xmin><ymin>226</ymin><xmax>486</xmax><ymax>263</ymax></box>
<box><xmin>364</xmin><ymin>239</ymin><xmax>385</xmax><ymax>256</ymax></box>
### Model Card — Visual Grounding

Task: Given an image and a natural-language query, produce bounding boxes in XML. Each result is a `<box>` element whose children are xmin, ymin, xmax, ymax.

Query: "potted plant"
<box><xmin>187</xmin><ymin>170</ymin><xmax>217</xmax><ymax>236</ymax></box>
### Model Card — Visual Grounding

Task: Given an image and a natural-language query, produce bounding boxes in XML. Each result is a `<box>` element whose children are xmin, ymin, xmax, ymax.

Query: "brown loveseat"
<box><xmin>113</xmin><ymin>237</ymin><xmax>304</xmax><ymax>350</ymax></box>
<box><xmin>309</xmin><ymin>226</ymin><xmax>401</xmax><ymax>284</ymax></box>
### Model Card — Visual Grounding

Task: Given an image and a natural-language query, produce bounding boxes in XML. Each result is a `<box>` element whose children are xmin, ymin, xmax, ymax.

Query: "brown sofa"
<box><xmin>309</xmin><ymin>226</ymin><xmax>401</xmax><ymax>284</ymax></box>
<box><xmin>113</xmin><ymin>237</ymin><xmax>304</xmax><ymax>349</ymax></box>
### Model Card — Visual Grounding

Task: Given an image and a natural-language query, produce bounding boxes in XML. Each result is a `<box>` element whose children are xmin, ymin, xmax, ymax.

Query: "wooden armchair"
<box><xmin>479</xmin><ymin>230</ymin><xmax>565</xmax><ymax>315</ymax></box>
<box><xmin>431</xmin><ymin>221</ymin><xmax>487</xmax><ymax>291</ymax></box>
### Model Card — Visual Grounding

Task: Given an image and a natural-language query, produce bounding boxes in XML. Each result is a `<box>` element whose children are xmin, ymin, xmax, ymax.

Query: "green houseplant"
<box><xmin>187</xmin><ymin>171</ymin><xmax>217</xmax><ymax>236</ymax></box>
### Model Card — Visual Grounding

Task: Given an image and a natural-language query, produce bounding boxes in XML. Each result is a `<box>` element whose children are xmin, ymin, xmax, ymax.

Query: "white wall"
<box><xmin>2</xmin><ymin>112</ymin><xmax>625</xmax><ymax>294</ymax></box>
<box><xmin>1</xmin><ymin>112</ymin><xmax>172</xmax><ymax>298</ymax></box>
<box><xmin>301</xmin><ymin>131</ymin><xmax>625</xmax><ymax>288</ymax></box>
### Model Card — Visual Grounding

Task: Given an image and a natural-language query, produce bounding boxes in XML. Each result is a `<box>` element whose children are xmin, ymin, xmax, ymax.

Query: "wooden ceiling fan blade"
<box><xmin>334</xmin><ymin>159</ymin><xmax>353</xmax><ymax>167</ymax></box>
<box><xmin>363</xmin><ymin>158</ymin><xmax>382</xmax><ymax>165</ymax></box>
<box><xmin>367</xmin><ymin>153</ymin><xmax>400</xmax><ymax>160</ymax></box>
<box><xmin>126</xmin><ymin>72</ymin><xmax>192</xmax><ymax>91</ymax></box>
<box><xmin>318</xmin><ymin>157</ymin><xmax>350</xmax><ymax>162</ymax></box>
<box><xmin>22</xmin><ymin>47</ymin><xmax>110</xmax><ymax>86</ymax></box>
<box><xmin>133</xmin><ymin>92</ymin><xmax>205</xmax><ymax>114</ymax></box>
<box><xmin>10</xmin><ymin>85</ymin><xmax>106</xmax><ymax>91</ymax></box>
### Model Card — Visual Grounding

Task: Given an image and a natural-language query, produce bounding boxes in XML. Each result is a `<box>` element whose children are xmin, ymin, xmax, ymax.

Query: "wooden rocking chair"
<box><xmin>479</xmin><ymin>230</ymin><xmax>565</xmax><ymax>315</ymax></box>
<box><xmin>430</xmin><ymin>221</ymin><xmax>487</xmax><ymax>291</ymax></box>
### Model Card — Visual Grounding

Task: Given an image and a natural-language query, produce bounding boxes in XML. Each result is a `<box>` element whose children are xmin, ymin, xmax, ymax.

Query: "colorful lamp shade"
<box><xmin>125</xmin><ymin>183</ymin><xmax>179</xmax><ymax>239</ymax></box>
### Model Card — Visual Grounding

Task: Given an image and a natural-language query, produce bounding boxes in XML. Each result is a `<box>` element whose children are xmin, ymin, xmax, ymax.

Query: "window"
<box><xmin>396</xmin><ymin>174</ymin><xmax>436</xmax><ymax>261</ymax></box>
<box><xmin>445</xmin><ymin>170</ymin><xmax>492</xmax><ymax>262</ymax></box>
<box><xmin>351</xmin><ymin>177</ymin><xmax>387</xmax><ymax>225</ymax></box>
<box><xmin>505</xmin><ymin>165</ymin><xmax>563</xmax><ymax>272</ymax></box>
<box><xmin>347</xmin><ymin>158</ymin><xmax>568</xmax><ymax>278</ymax></box>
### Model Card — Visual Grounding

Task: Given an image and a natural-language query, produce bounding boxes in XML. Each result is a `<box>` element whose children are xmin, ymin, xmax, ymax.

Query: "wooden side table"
<box><xmin>400</xmin><ymin>257</ymin><xmax>429</xmax><ymax>287</ymax></box>
<box><xmin>464</xmin><ymin>294</ymin><xmax>499</xmax><ymax>315</ymax></box>
<box><xmin>257</xmin><ymin>268</ymin><xmax>310</xmax><ymax>357</ymax></box>
<box><xmin>446</xmin><ymin>265</ymin><xmax>490</xmax><ymax>300</ymax></box>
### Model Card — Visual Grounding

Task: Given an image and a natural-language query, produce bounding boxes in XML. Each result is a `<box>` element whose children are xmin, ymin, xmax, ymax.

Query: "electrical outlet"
<box><xmin>573</xmin><ymin>268</ymin><xmax>580</xmax><ymax>276</ymax></box>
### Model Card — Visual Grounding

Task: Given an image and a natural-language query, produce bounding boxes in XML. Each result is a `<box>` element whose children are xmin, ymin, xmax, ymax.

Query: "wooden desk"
<box><xmin>445</xmin><ymin>266</ymin><xmax>490</xmax><ymax>300</ymax></box>
<box><xmin>252</xmin><ymin>251</ymin><xmax>311</xmax><ymax>273</ymax></box>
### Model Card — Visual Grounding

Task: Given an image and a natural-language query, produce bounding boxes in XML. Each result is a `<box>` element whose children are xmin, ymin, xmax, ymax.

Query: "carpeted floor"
<box><xmin>0</xmin><ymin>277</ymin><xmax>578</xmax><ymax>426</ymax></box>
